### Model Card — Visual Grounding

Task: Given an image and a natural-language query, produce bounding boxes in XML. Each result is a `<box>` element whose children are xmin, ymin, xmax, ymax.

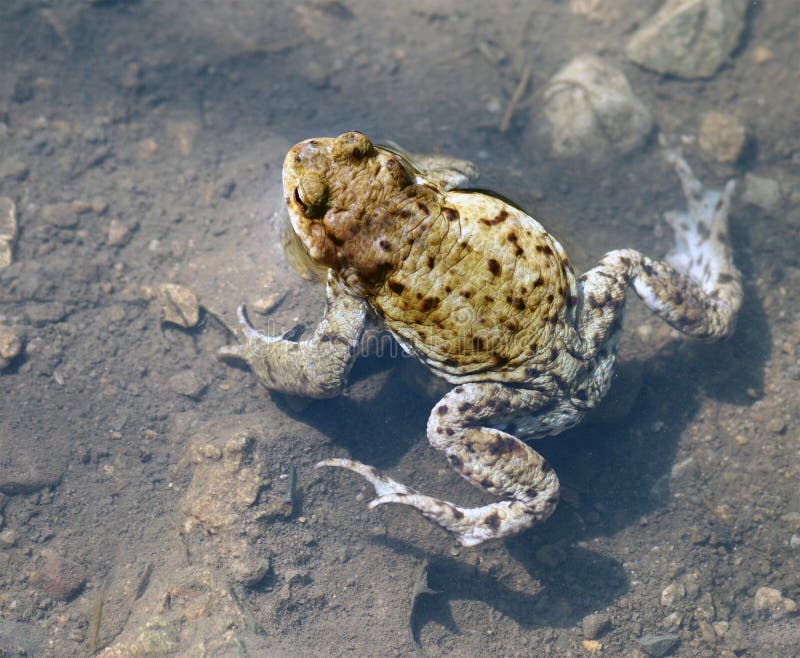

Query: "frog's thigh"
<box><xmin>219</xmin><ymin>274</ymin><xmax>367</xmax><ymax>398</ymax></box>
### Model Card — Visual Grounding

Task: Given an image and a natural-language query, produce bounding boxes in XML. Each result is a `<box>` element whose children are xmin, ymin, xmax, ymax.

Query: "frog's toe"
<box><xmin>315</xmin><ymin>458</ymin><xmax>416</xmax><ymax>497</ymax></box>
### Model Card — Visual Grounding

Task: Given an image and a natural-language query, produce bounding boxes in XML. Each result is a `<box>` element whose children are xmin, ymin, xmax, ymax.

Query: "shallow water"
<box><xmin>0</xmin><ymin>1</ymin><xmax>798</xmax><ymax>656</ymax></box>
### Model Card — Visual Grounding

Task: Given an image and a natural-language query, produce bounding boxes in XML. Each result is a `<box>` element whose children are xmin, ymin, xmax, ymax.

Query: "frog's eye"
<box><xmin>294</xmin><ymin>172</ymin><xmax>328</xmax><ymax>218</ymax></box>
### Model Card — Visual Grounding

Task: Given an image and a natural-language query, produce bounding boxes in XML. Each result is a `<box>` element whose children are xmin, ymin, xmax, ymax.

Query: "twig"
<box><xmin>499</xmin><ymin>62</ymin><xmax>532</xmax><ymax>133</ymax></box>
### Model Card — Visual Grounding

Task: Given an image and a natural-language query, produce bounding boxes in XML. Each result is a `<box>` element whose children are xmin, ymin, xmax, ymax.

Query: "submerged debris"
<box><xmin>408</xmin><ymin>559</ymin><xmax>440</xmax><ymax>653</ymax></box>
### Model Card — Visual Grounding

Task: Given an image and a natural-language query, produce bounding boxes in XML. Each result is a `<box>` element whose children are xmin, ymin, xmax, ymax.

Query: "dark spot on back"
<box><xmin>417</xmin><ymin>202</ymin><xmax>429</xmax><ymax>214</ymax></box>
<box><xmin>492</xmin><ymin>353</ymin><xmax>509</xmax><ymax>367</ymax></box>
<box><xmin>388</xmin><ymin>280</ymin><xmax>405</xmax><ymax>294</ymax></box>
<box><xmin>437</xmin><ymin>405</ymin><xmax>449</xmax><ymax>415</ymax></box>
<box><xmin>427</xmin><ymin>255</ymin><xmax>435</xmax><ymax>269</ymax></box>
<box><xmin>379</xmin><ymin>239</ymin><xmax>391</xmax><ymax>251</ymax></box>
<box><xmin>487</xmin><ymin>258</ymin><xmax>501</xmax><ymax>276</ymax></box>
<box><xmin>421</xmin><ymin>296</ymin><xmax>440</xmax><ymax>311</ymax></box>
<box><xmin>535</xmin><ymin>244</ymin><xmax>553</xmax><ymax>256</ymax></box>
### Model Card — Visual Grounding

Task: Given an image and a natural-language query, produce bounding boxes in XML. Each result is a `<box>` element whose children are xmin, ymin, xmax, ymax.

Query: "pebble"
<box><xmin>158</xmin><ymin>283</ymin><xmax>200</xmax><ymax>328</ymax></box>
<box><xmin>698</xmin><ymin>112</ymin><xmax>747</xmax><ymax>163</ymax></box>
<box><xmin>29</xmin><ymin>550</ymin><xmax>87</xmax><ymax>601</ymax></box>
<box><xmin>638</xmin><ymin>632</ymin><xmax>679</xmax><ymax>657</ymax></box>
<box><xmin>790</xmin><ymin>534</ymin><xmax>800</xmax><ymax>550</ymax></box>
<box><xmin>0</xmin><ymin>155</ymin><xmax>29</xmax><ymax>183</ymax></box>
<box><xmin>660</xmin><ymin>582</ymin><xmax>686</xmax><ymax>608</ymax></box>
<box><xmin>250</xmin><ymin>291</ymin><xmax>285</xmax><ymax>315</ymax></box>
<box><xmin>581</xmin><ymin>612</ymin><xmax>611</xmax><ymax>639</ymax></box>
<box><xmin>165</xmin><ymin>118</ymin><xmax>200</xmax><ymax>156</ymax></box>
<box><xmin>106</xmin><ymin>218</ymin><xmax>133</xmax><ymax>247</ymax></box>
<box><xmin>766</xmin><ymin>417</ymin><xmax>786</xmax><ymax>434</ymax></box>
<box><xmin>753</xmin><ymin>586</ymin><xmax>798</xmax><ymax>618</ymax></box>
<box><xmin>625</xmin><ymin>0</ymin><xmax>748</xmax><ymax>79</ymax></box>
<box><xmin>0</xmin><ymin>527</ymin><xmax>17</xmax><ymax>548</ymax></box>
<box><xmin>750</xmin><ymin>45</ymin><xmax>774</xmax><ymax>64</ymax></box>
<box><xmin>168</xmin><ymin>369</ymin><xmax>207</xmax><ymax>399</ymax></box>
<box><xmin>743</xmin><ymin>173</ymin><xmax>782</xmax><ymax>211</ymax></box>
<box><xmin>42</xmin><ymin>202</ymin><xmax>79</xmax><ymax>228</ymax></box>
<box><xmin>0</xmin><ymin>196</ymin><xmax>17</xmax><ymax>269</ymax></box>
<box><xmin>537</xmin><ymin>54</ymin><xmax>652</xmax><ymax>163</ymax></box>
<box><xmin>0</xmin><ymin>324</ymin><xmax>22</xmax><ymax>370</ymax></box>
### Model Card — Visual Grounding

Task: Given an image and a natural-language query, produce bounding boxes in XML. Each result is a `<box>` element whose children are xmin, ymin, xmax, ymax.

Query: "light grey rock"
<box><xmin>538</xmin><ymin>55</ymin><xmax>653</xmax><ymax>163</ymax></box>
<box><xmin>639</xmin><ymin>632</ymin><xmax>679</xmax><ymax>656</ymax></box>
<box><xmin>626</xmin><ymin>0</ymin><xmax>748</xmax><ymax>79</ymax></box>
<box><xmin>743</xmin><ymin>173</ymin><xmax>782</xmax><ymax>211</ymax></box>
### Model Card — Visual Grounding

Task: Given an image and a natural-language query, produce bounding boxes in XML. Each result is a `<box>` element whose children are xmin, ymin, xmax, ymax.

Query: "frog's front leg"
<box><xmin>218</xmin><ymin>271</ymin><xmax>367</xmax><ymax>398</ymax></box>
<box><xmin>319</xmin><ymin>382</ymin><xmax>567</xmax><ymax>547</ymax></box>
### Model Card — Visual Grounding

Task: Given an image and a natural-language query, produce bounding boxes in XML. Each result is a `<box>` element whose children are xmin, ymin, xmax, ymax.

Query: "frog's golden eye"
<box><xmin>294</xmin><ymin>172</ymin><xmax>328</xmax><ymax>218</ymax></box>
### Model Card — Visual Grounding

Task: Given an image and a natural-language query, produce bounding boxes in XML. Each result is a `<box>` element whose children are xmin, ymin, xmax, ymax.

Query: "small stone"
<box><xmin>581</xmin><ymin>639</ymin><xmax>602</xmax><ymax>653</ymax></box>
<box><xmin>639</xmin><ymin>633</ymin><xmax>679</xmax><ymax>657</ymax></box>
<box><xmin>753</xmin><ymin>586</ymin><xmax>798</xmax><ymax>618</ymax></box>
<box><xmin>661</xmin><ymin>582</ymin><xmax>686</xmax><ymax>607</ymax></box>
<box><xmin>790</xmin><ymin>534</ymin><xmax>800</xmax><ymax>550</ymax></box>
<box><xmin>0</xmin><ymin>156</ymin><xmax>29</xmax><ymax>183</ymax></box>
<box><xmin>698</xmin><ymin>112</ymin><xmax>747</xmax><ymax>163</ymax></box>
<box><xmin>0</xmin><ymin>324</ymin><xmax>22</xmax><ymax>370</ymax></box>
<box><xmin>537</xmin><ymin>54</ymin><xmax>652</xmax><ymax>162</ymax></box>
<box><xmin>0</xmin><ymin>196</ymin><xmax>17</xmax><ymax>269</ymax></box>
<box><xmin>106</xmin><ymin>218</ymin><xmax>132</xmax><ymax>246</ymax></box>
<box><xmin>42</xmin><ymin>202</ymin><xmax>79</xmax><ymax>228</ymax></box>
<box><xmin>137</xmin><ymin>138</ymin><xmax>158</xmax><ymax>159</ymax></box>
<box><xmin>713</xmin><ymin>620</ymin><xmax>729</xmax><ymax>639</ymax></box>
<box><xmin>751</xmin><ymin>45</ymin><xmax>774</xmax><ymax>64</ymax></box>
<box><xmin>165</xmin><ymin>118</ymin><xmax>200</xmax><ymax>156</ymax></box>
<box><xmin>250</xmin><ymin>291</ymin><xmax>286</xmax><ymax>315</ymax></box>
<box><xmin>91</xmin><ymin>197</ymin><xmax>109</xmax><ymax>214</ymax></box>
<box><xmin>766</xmin><ymin>417</ymin><xmax>786</xmax><ymax>434</ymax></box>
<box><xmin>158</xmin><ymin>283</ymin><xmax>200</xmax><ymax>328</ymax></box>
<box><xmin>29</xmin><ymin>550</ymin><xmax>87</xmax><ymax>600</ymax></box>
<box><xmin>168</xmin><ymin>369</ymin><xmax>207</xmax><ymax>399</ymax></box>
<box><xmin>743</xmin><ymin>174</ymin><xmax>782</xmax><ymax>211</ymax></box>
<box><xmin>582</xmin><ymin>612</ymin><xmax>611</xmax><ymax>639</ymax></box>
<box><xmin>0</xmin><ymin>527</ymin><xmax>17</xmax><ymax>548</ymax></box>
<box><xmin>698</xmin><ymin>619</ymin><xmax>716</xmax><ymax>644</ymax></box>
<box><xmin>25</xmin><ymin>302</ymin><xmax>67</xmax><ymax>326</ymax></box>
<box><xmin>625</xmin><ymin>0</ymin><xmax>748</xmax><ymax>79</ymax></box>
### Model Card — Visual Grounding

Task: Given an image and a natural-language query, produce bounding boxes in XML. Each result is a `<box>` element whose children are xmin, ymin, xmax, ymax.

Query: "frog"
<box><xmin>219</xmin><ymin>131</ymin><xmax>742</xmax><ymax>547</ymax></box>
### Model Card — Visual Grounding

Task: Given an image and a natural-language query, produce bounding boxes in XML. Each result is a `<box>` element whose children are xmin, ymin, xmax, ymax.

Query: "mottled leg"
<box><xmin>218</xmin><ymin>272</ymin><xmax>367</xmax><ymax>398</ymax></box>
<box><xmin>578</xmin><ymin>151</ymin><xmax>742</xmax><ymax>352</ymax></box>
<box><xmin>319</xmin><ymin>383</ymin><xmax>564</xmax><ymax>547</ymax></box>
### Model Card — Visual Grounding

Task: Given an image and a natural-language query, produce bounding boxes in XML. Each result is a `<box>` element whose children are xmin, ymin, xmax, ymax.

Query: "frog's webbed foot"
<box><xmin>317</xmin><ymin>457</ymin><xmax>547</xmax><ymax>547</ymax></box>
<box><xmin>318</xmin><ymin>383</ymin><xmax>564</xmax><ymax>547</ymax></box>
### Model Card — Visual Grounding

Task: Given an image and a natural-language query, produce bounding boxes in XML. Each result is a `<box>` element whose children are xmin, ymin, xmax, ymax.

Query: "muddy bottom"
<box><xmin>0</xmin><ymin>1</ymin><xmax>798</xmax><ymax>656</ymax></box>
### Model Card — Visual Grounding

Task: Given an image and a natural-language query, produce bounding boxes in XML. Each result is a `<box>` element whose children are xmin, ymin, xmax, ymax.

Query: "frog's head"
<box><xmin>283</xmin><ymin>131</ymin><xmax>415</xmax><ymax>284</ymax></box>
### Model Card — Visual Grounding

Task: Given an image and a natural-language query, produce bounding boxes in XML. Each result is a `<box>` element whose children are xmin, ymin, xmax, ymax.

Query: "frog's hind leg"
<box><xmin>578</xmin><ymin>153</ymin><xmax>742</xmax><ymax>352</ymax></box>
<box><xmin>318</xmin><ymin>382</ymin><xmax>566</xmax><ymax>547</ymax></box>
